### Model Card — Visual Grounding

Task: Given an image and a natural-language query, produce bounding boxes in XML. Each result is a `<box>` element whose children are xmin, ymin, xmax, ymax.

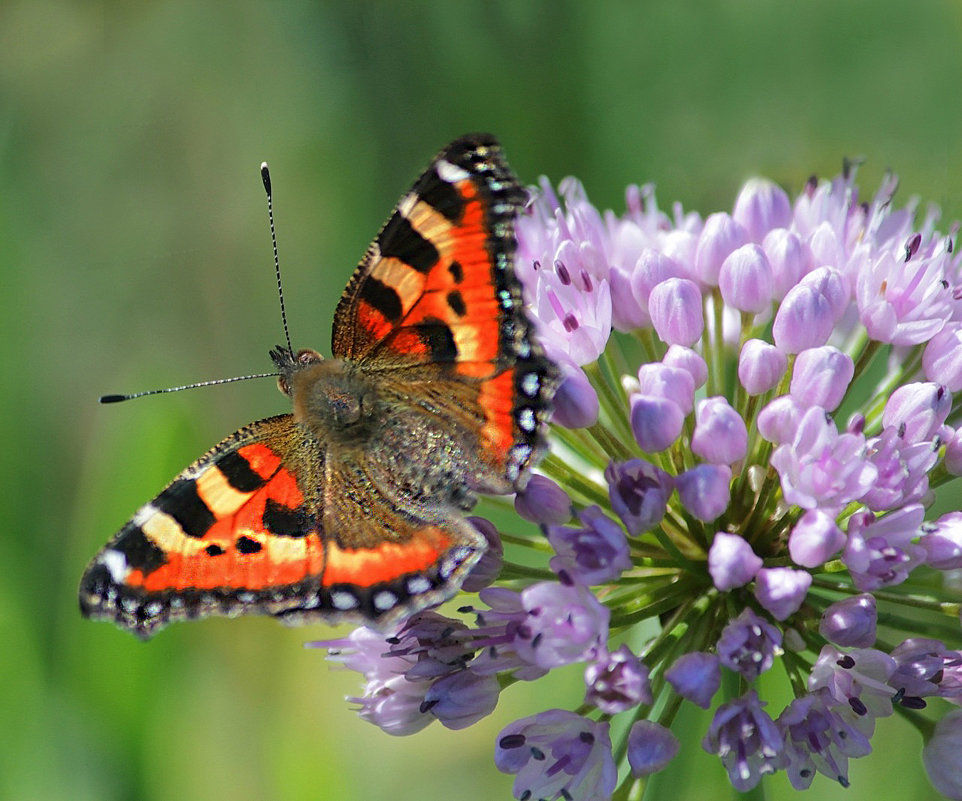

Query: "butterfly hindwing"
<box><xmin>80</xmin><ymin>415</ymin><xmax>485</xmax><ymax>638</ymax></box>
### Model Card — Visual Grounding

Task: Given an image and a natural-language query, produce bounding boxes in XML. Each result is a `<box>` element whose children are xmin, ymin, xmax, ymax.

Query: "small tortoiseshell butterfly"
<box><xmin>79</xmin><ymin>134</ymin><xmax>558</xmax><ymax>639</ymax></box>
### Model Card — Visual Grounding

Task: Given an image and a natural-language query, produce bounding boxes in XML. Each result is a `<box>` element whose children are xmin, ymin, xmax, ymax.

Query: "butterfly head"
<box><xmin>273</xmin><ymin>349</ymin><xmax>379</xmax><ymax>440</ymax></box>
<box><xmin>271</xmin><ymin>346</ymin><xmax>322</xmax><ymax>396</ymax></box>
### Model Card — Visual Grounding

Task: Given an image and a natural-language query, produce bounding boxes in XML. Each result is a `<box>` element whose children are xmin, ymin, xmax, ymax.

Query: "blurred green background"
<box><xmin>3</xmin><ymin>1</ymin><xmax>962</xmax><ymax>799</ymax></box>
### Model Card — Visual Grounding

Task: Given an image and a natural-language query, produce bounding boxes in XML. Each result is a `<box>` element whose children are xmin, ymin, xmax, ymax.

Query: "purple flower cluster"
<box><xmin>316</xmin><ymin>168</ymin><xmax>962</xmax><ymax>799</ymax></box>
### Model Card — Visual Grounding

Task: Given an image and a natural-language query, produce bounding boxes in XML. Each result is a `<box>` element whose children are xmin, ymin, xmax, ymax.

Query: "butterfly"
<box><xmin>79</xmin><ymin>134</ymin><xmax>558</xmax><ymax>639</ymax></box>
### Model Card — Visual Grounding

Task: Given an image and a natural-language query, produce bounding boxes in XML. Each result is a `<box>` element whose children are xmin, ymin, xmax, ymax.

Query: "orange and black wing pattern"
<box><xmin>79</xmin><ymin>135</ymin><xmax>556</xmax><ymax>639</ymax></box>
<box><xmin>331</xmin><ymin>134</ymin><xmax>557</xmax><ymax>488</ymax></box>
<box><xmin>79</xmin><ymin>415</ymin><xmax>484</xmax><ymax>638</ymax></box>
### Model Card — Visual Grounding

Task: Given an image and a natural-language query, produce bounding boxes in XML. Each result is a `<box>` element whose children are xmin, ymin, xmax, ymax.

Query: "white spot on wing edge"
<box><xmin>373</xmin><ymin>590</ymin><xmax>397</xmax><ymax>611</ymax></box>
<box><xmin>436</xmin><ymin>159</ymin><xmax>470</xmax><ymax>183</ymax></box>
<box><xmin>397</xmin><ymin>192</ymin><xmax>418</xmax><ymax>217</ymax></box>
<box><xmin>331</xmin><ymin>590</ymin><xmax>359</xmax><ymax>611</ymax></box>
<box><xmin>406</xmin><ymin>575</ymin><xmax>432</xmax><ymax>595</ymax></box>
<box><xmin>131</xmin><ymin>502</ymin><xmax>160</xmax><ymax>528</ymax></box>
<box><xmin>100</xmin><ymin>549</ymin><xmax>130</xmax><ymax>583</ymax></box>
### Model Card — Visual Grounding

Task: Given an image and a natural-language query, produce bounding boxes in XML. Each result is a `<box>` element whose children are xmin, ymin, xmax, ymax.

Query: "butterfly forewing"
<box><xmin>333</xmin><ymin>134</ymin><xmax>557</xmax><ymax>488</ymax></box>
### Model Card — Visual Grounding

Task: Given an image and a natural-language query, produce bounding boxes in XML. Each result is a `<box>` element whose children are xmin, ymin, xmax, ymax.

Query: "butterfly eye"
<box><xmin>277</xmin><ymin>375</ymin><xmax>291</xmax><ymax>396</ymax></box>
<box><xmin>296</xmin><ymin>348</ymin><xmax>323</xmax><ymax>365</ymax></box>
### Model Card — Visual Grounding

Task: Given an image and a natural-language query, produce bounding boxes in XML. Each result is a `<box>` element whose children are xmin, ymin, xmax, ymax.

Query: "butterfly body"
<box><xmin>81</xmin><ymin>134</ymin><xmax>557</xmax><ymax>639</ymax></box>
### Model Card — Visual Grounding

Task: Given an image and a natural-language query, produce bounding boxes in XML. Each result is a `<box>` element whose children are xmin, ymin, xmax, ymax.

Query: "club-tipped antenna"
<box><xmin>100</xmin><ymin>165</ymin><xmax>293</xmax><ymax>406</ymax></box>
<box><xmin>261</xmin><ymin>162</ymin><xmax>294</xmax><ymax>360</ymax></box>
<box><xmin>100</xmin><ymin>372</ymin><xmax>280</xmax><ymax>404</ymax></box>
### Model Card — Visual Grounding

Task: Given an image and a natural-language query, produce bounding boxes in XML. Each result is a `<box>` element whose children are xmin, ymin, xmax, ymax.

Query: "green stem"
<box><xmin>498</xmin><ymin>531</ymin><xmax>553</xmax><ymax>552</ymax></box>
<box><xmin>588</xmin><ymin>421</ymin><xmax>636</xmax><ymax>463</ymax></box>
<box><xmin>810</xmin><ymin>576</ymin><xmax>962</xmax><ymax>615</ymax></box>
<box><xmin>585</xmin><ymin>360</ymin><xmax>636</xmax><ymax>445</ymax></box>
<box><xmin>496</xmin><ymin>562</ymin><xmax>557</xmax><ymax>581</ymax></box>
<box><xmin>551</xmin><ymin>423</ymin><xmax>609</xmax><ymax>468</ymax></box>
<box><xmin>540</xmin><ymin>453</ymin><xmax>610</xmax><ymax>507</ymax></box>
<box><xmin>850</xmin><ymin>337</ymin><xmax>882</xmax><ymax>386</ymax></box>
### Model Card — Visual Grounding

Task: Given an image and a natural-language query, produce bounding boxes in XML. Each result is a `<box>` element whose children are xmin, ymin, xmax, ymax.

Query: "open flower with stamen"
<box><xmin>314</xmin><ymin>166</ymin><xmax>962</xmax><ymax>799</ymax></box>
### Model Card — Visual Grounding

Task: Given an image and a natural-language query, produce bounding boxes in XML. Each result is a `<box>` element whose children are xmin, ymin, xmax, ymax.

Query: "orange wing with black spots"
<box><xmin>79</xmin><ymin>415</ymin><xmax>484</xmax><ymax>638</ymax></box>
<box><xmin>80</xmin><ymin>134</ymin><xmax>556</xmax><ymax>639</ymax></box>
<box><xmin>333</xmin><ymin>134</ymin><xmax>558</xmax><ymax>487</ymax></box>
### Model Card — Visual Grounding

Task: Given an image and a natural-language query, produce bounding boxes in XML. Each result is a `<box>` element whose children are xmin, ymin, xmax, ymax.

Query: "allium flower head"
<box><xmin>320</xmin><ymin>165</ymin><xmax>962</xmax><ymax>799</ymax></box>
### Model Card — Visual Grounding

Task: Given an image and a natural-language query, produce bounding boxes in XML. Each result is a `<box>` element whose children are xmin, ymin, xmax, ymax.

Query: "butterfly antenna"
<box><xmin>100</xmin><ymin>372</ymin><xmax>280</xmax><ymax>404</ymax></box>
<box><xmin>261</xmin><ymin>162</ymin><xmax>294</xmax><ymax>360</ymax></box>
<box><xmin>101</xmin><ymin>165</ymin><xmax>294</xmax><ymax>405</ymax></box>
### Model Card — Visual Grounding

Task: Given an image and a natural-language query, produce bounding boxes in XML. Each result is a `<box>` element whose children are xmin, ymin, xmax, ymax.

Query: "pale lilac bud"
<box><xmin>923</xmin><ymin>325</ymin><xmax>962</xmax><ymax>392</ymax></box>
<box><xmin>945</xmin><ymin>429</ymin><xmax>962</xmax><ymax>475</ymax></box>
<box><xmin>719</xmin><ymin>244</ymin><xmax>774</xmax><ymax>313</ymax></box>
<box><xmin>772</xmin><ymin>267</ymin><xmax>848</xmax><ymax>353</ymax></box>
<box><xmin>788</xmin><ymin>509</ymin><xmax>845</xmax><ymax>567</ymax></box>
<box><xmin>890</xmin><ymin>637</ymin><xmax>962</xmax><ymax>703</ymax></box>
<box><xmin>423</xmin><ymin>671</ymin><xmax>499</xmax><ymax>730</ymax></box>
<box><xmin>708</xmin><ymin>532</ymin><xmax>762</xmax><ymax>591</ymax></box>
<box><xmin>691</xmin><ymin>397</ymin><xmax>748</xmax><ymax>464</ymax></box>
<box><xmin>789</xmin><ymin>346</ymin><xmax>854</xmax><ymax>411</ymax></box>
<box><xmin>676</xmin><ymin>464</ymin><xmax>732</xmax><ymax>522</ymax></box>
<box><xmin>819</xmin><ymin>594</ymin><xmax>877</xmax><ymax>647</ymax></box>
<box><xmin>608</xmin><ymin>266</ymin><xmax>648</xmax><ymax>331</ymax></box>
<box><xmin>717</xmin><ymin>608</ymin><xmax>782</xmax><ymax>679</ymax></box>
<box><xmin>627</xmin><ymin>721</ymin><xmax>680</xmax><ymax>776</ymax></box>
<box><xmin>462</xmin><ymin>517</ymin><xmax>504</xmax><ymax>592</ymax></box>
<box><xmin>843</xmin><ymin>505</ymin><xmax>927</xmax><ymax>591</ymax></box>
<box><xmin>808</xmin><ymin>644</ymin><xmax>896</xmax><ymax>720</ymax></box>
<box><xmin>856</xmin><ymin>246</ymin><xmax>952</xmax><ymax>346</ymax></box>
<box><xmin>772</xmin><ymin>284</ymin><xmax>835</xmax><ymax>353</ymax></box>
<box><xmin>763</xmin><ymin>228</ymin><xmax>812</xmax><ymax>300</ymax></box>
<box><xmin>605</xmin><ymin>459</ymin><xmax>673</xmax><ymax>536</ymax></box>
<box><xmin>738</xmin><ymin>338</ymin><xmax>788</xmax><ymax>395</ymax></box>
<box><xmin>757</xmin><ymin>396</ymin><xmax>804</xmax><ymax>445</ymax></box>
<box><xmin>495</xmin><ymin>711</ymin><xmax>617</xmax><ymax>801</ymax></box>
<box><xmin>777</xmin><ymin>690</ymin><xmax>870</xmax><ymax>790</ymax></box>
<box><xmin>514</xmin><ymin>475</ymin><xmax>572</xmax><ymax>526</ymax></box>
<box><xmin>663</xmin><ymin>344</ymin><xmax>709</xmax><ymax>389</ymax></box>
<box><xmin>694</xmin><ymin>212</ymin><xmax>749</xmax><ymax>285</ymax></box>
<box><xmin>923</xmin><ymin>709</ymin><xmax>962</xmax><ymax>799</ymax></box>
<box><xmin>666</xmin><ymin>651</ymin><xmax>721</xmax><ymax>708</ymax></box>
<box><xmin>547</xmin><ymin>506</ymin><xmax>631</xmax><ymax>586</ymax></box>
<box><xmin>552</xmin><ymin>363</ymin><xmax>599</xmax><ymax>428</ymax></box>
<box><xmin>584</xmin><ymin>645</ymin><xmax>651</xmax><ymax>714</ymax></box>
<box><xmin>920</xmin><ymin>511</ymin><xmax>962</xmax><ymax>570</ymax></box>
<box><xmin>631</xmin><ymin>251</ymin><xmax>689</xmax><ymax>328</ymax></box>
<box><xmin>861</xmin><ymin>427</ymin><xmax>937</xmax><ymax>511</ymax></box>
<box><xmin>648</xmin><ymin>277</ymin><xmax>704</xmax><ymax>346</ymax></box>
<box><xmin>754</xmin><ymin>568</ymin><xmax>812</xmax><ymax>620</ymax></box>
<box><xmin>661</xmin><ymin>229</ymin><xmax>699</xmax><ymax>268</ymax></box>
<box><xmin>630</xmin><ymin>395</ymin><xmax>685</xmax><ymax>453</ymax></box>
<box><xmin>515</xmin><ymin>582</ymin><xmax>609</xmax><ymax>669</ymax></box>
<box><xmin>771</xmin><ymin>407</ymin><xmax>877</xmax><ymax>511</ymax></box>
<box><xmin>702</xmin><ymin>691</ymin><xmax>785</xmax><ymax>792</ymax></box>
<box><xmin>637</xmin><ymin>363</ymin><xmax>695</xmax><ymax>414</ymax></box>
<box><xmin>733</xmin><ymin>178</ymin><xmax>792</xmax><ymax>242</ymax></box>
<box><xmin>637</xmin><ymin>248</ymin><xmax>689</xmax><ymax>287</ymax></box>
<box><xmin>800</xmin><ymin>266</ymin><xmax>850</xmax><ymax>318</ymax></box>
<box><xmin>772</xmin><ymin>282</ymin><xmax>834</xmax><ymax>353</ymax></box>
<box><xmin>808</xmin><ymin>221</ymin><xmax>843</xmax><ymax>269</ymax></box>
<box><xmin>882</xmin><ymin>382</ymin><xmax>951</xmax><ymax>443</ymax></box>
